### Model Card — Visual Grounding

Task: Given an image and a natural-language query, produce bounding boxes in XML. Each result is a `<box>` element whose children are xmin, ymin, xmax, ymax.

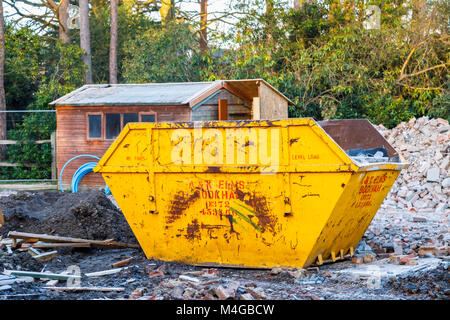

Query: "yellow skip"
<box><xmin>94</xmin><ymin>118</ymin><xmax>407</xmax><ymax>268</ymax></box>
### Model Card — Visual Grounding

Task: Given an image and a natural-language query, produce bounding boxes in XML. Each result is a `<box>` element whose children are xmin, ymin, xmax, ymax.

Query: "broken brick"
<box><xmin>363</xmin><ymin>254</ymin><xmax>375</xmax><ymax>263</ymax></box>
<box><xmin>352</xmin><ymin>257</ymin><xmax>363</xmax><ymax>264</ymax></box>
<box><xmin>418</xmin><ymin>246</ymin><xmax>437</xmax><ymax>257</ymax></box>
<box><xmin>149</xmin><ymin>270</ymin><xmax>164</xmax><ymax>278</ymax></box>
<box><xmin>215</xmin><ymin>285</ymin><xmax>235</xmax><ymax>300</ymax></box>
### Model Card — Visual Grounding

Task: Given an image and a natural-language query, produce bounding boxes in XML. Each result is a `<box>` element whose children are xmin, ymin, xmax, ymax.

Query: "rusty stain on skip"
<box><xmin>185</xmin><ymin>219</ymin><xmax>201</xmax><ymax>240</ymax></box>
<box><xmin>167</xmin><ymin>188</ymin><xmax>201</xmax><ymax>223</ymax></box>
<box><xmin>235</xmin><ymin>188</ymin><xmax>276</xmax><ymax>233</ymax></box>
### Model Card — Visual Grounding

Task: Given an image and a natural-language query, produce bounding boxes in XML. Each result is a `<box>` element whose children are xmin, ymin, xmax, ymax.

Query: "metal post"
<box><xmin>51</xmin><ymin>131</ymin><xmax>57</xmax><ymax>180</ymax></box>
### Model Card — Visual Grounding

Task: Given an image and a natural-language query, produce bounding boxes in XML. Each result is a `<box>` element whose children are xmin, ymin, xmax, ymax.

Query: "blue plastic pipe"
<box><xmin>59</xmin><ymin>154</ymin><xmax>110</xmax><ymax>195</ymax></box>
<box><xmin>71</xmin><ymin>162</ymin><xmax>98</xmax><ymax>193</ymax></box>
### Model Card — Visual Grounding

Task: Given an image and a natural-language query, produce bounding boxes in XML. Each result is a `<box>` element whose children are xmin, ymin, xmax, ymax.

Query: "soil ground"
<box><xmin>0</xmin><ymin>191</ymin><xmax>448</xmax><ymax>300</ymax></box>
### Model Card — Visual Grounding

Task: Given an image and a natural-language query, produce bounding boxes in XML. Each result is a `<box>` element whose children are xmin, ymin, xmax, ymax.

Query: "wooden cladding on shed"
<box><xmin>218</xmin><ymin>99</ymin><xmax>228</xmax><ymax>120</ymax></box>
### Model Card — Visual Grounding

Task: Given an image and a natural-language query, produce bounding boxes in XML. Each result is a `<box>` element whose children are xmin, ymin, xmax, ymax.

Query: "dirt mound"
<box><xmin>0</xmin><ymin>251</ymin><xmax>44</xmax><ymax>272</ymax></box>
<box><xmin>0</xmin><ymin>190</ymin><xmax>137</xmax><ymax>243</ymax></box>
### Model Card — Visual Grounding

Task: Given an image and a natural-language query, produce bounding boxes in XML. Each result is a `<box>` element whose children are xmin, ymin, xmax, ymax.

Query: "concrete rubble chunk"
<box><xmin>270</xmin><ymin>267</ymin><xmax>283</xmax><ymax>275</ymax></box>
<box><xmin>442</xmin><ymin>178</ymin><xmax>450</xmax><ymax>188</ymax></box>
<box><xmin>426</xmin><ymin>167</ymin><xmax>440</xmax><ymax>183</ymax></box>
<box><xmin>375</xmin><ymin>117</ymin><xmax>449</xmax><ymax>211</ymax></box>
<box><xmin>0</xmin><ymin>285</ymin><xmax>12</xmax><ymax>291</ymax></box>
<box><xmin>240</xmin><ymin>293</ymin><xmax>254</xmax><ymax>300</ymax></box>
<box><xmin>215</xmin><ymin>285</ymin><xmax>235</xmax><ymax>300</ymax></box>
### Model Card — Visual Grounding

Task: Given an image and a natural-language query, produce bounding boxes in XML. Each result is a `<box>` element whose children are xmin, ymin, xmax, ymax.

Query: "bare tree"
<box><xmin>266</xmin><ymin>0</ymin><xmax>274</xmax><ymax>12</ymax></box>
<box><xmin>0</xmin><ymin>0</ymin><xmax>6</xmax><ymax>158</ymax></box>
<box><xmin>4</xmin><ymin>0</ymin><xmax>70</xmax><ymax>42</ymax></box>
<box><xmin>80</xmin><ymin>0</ymin><xmax>92</xmax><ymax>83</ymax></box>
<box><xmin>412</xmin><ymin>0</ymin><xmax>427</xmax><ymax>42</ymax></box>
<box><xmin>58</xmin><ymin>0</ymin><xmax>70</xmax><ymax>43</ymax></box>
<box><xmin>160</xmin><ymin>0</ymin><xmax>174</xmax><ymax>24</ymax></box>
<box><xmin>109</xmin><ymin>0</ymin><xmax>118</xmax><ymax>84</ymax></box>
<box><xmin>199</xmin><ymin>0</ymin><xmax>207</xmax><ymax>52</ymax></box>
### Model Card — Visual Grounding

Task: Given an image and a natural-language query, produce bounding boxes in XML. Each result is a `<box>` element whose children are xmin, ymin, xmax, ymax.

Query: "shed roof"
<box><xmin>50</xmin><ymin>79</ymin><xmax>294</xmax><ymax>107</ymax></box>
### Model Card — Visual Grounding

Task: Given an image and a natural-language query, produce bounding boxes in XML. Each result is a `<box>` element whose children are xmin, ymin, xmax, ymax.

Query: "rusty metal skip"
<box><xmin>94</xmin><ymin>118</ymin><xmax>407</xmax><ymax>269</ymax></box>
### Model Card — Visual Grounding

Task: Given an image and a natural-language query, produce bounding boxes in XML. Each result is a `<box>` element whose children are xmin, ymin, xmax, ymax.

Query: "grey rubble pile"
<box><xmin>375</xmin><ymin>117</ymin><xmax>450</xmax><ymax>213</ymax></box>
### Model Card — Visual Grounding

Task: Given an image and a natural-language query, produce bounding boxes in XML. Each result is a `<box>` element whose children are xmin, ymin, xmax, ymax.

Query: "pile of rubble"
<box><xmin>376</xmin><ymin>117</ymin><xmax>450</xmax><ymax>213</ymax></box>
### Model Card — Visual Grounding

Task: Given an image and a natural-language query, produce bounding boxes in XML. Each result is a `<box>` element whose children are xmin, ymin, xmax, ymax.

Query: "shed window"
<box><xmin>106</xmin><ymin>113</ymin><xmax>121</xmax><ymax>139</ymax></box>
<box><xmin>123</xmin><ymin>113</ymin><xmax>139</xmax><ymax>126</ymax></box>
<box><xmin>141</xmin><ymin>114</ymin><xmax>156</xmax><ymax>122</ymax></box>
<box><xmin>88</xmin><ymin>115</ymin><xmax>102</xmax><ymax>138</ymax></box>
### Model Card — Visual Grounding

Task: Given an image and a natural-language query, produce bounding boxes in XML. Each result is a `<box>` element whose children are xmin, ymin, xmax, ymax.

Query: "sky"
<box><xmin>3</xmin><ymin>0</ymin><xmax>294</xmax><ymax>46</ymax></box>
<box><xmin>4</xmin><ymin>0</ymin><xmax>295</xmax><ymax>29</ymax></box>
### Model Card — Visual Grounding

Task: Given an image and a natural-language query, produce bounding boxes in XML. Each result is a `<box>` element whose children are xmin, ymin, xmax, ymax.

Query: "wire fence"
<box><xmin>0</xmin><ymin>110</ymin><xmax>57</xmax><ymax>183</ymax></box>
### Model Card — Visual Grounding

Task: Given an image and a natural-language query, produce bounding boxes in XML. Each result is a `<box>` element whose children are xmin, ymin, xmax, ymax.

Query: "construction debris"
<box><xmin>33</xmin><ymin>250</ymin><xmax>58</xmax><ymax>262</ymax></box>
<box><xmin>179</xmin><ymin>275</ymin><xmax>201</xmax><ymax>284</ymax></box>
<box><xmin>45</xmin><ymin>279</ymin><xmax>59</xmax><ymax>287</ymax></box>
<box><xmin>27</xmin><ymin>247</ymin><xmax>41</xmax><ymax>257</ymax></box>
<box><xmin>4</xmin><ymin>270</ymin><xmax>81</xmax><ymax>281</ymax></box>
<box><xmin>376</xmin><ymin>117</ymin><xmax>449</xmax><ymax>213</ymax></box>
<box><xmin>7</xmin><ymin>231</ymin><xmax>139</xmax><ymax>249</ymax></box>
<box><xmin>45</xmin><ymin>286</ymin><xmax>125</xmax><ymax>292</ymax></box>
<box><xmin>85</xmin><ymin>267</ymin><xmax>126</xmax><ymax>278</ymax></box>
<box><xmin>112</xmin><ymin>257</ymin><xmax>133</xmax><ymax>268</ymax></box>
<box><xmin>31</xmin><ymin>242</ymin><xmax>92</xmax><ymax>248</ymax></box>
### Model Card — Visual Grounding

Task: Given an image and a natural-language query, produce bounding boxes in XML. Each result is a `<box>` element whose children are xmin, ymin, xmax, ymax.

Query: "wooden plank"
<box><xmin>33</xmin><ymin>251</ymin><xmax>58</xmax><ymax>262</ymax></box>
<box><xmin>28</xmin><ymin>247</ymin><xmax>41</xmax><ymax>257</ymax></box>
<box><xmin>4</xmin><ymin>270</ymin><xmax>81</xmax><ymax>281</ymax></box>
<box><xmin>85</xmin><ymin>267</ymin><xmax>125</xmax><ymax>277</ymax></box>
<box><xmin>44</xmin><ymin>286</ymin><xmax>125</xmax><ymax>292</ymax></box>
<box><xmin>0</xmin><ymin>162</ymin><xmax>19</xmax><ymax>167</ymax></box>
<box><xmin>218</xmin><ymin>99</ymin><xmax>228</xmax><ymax>120</ymax></box>
<box><xmin>46</xmin><ymin>279</ymin><xmax>59</xmax><ymax>286</ymax></box>
<box><xmin>7</xmin><ymin>231</ymin><xmax>140</xmax><ymax>249</ymax></box>
<box><xmin>258</xmin><ymin>82</ymin><xmax>288</xmax><ymax>119</ymax></box>
<box><xmin>112</xmin><ymin>257</ymin><xmax>133</xmax><ymax>268</ymax></box>
<box><xmin>0</xmin><ymin>162</ymin><xmax>40</xmax><ymax>168</ymax></box>
<box><xmin>0</xmin><ymin>139</ymin><xmax>51</xmax><ymax>145</ymax></box>
<box><xmin>252</xmin><ymin>97</ymin><xmax>260</xmax><ymax>120</ymax></box>
<box><xmin>32</xmin><ymin>242</ymin><xmax>91</xmax><ymax>248</ymax></box>
<box><xmin>222</xmin><ymin>82</ymin><xmax>253</xmax><ymax>104</ymax></box>
<box><xmin>0</xmin><ymin>184</ymin><xmax>57</xmax><ymax>191</ymax></box>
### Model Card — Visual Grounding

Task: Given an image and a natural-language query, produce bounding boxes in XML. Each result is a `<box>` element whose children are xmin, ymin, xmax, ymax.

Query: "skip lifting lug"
<box><xmin>284</xmin><ymin>197</ymin><xmax>292</xmax><ymax>217</ymax></box>
<box><xmin>149</xmin><ymin>195</ymin><xmax>157</xmax><ymax>214</ymax></box>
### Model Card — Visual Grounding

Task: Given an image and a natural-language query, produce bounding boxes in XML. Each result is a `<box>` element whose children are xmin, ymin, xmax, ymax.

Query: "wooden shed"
<box><xmin>51</xmin><ymin>79</ymin><xmax>293</xmax><ymax>189</ymax></box>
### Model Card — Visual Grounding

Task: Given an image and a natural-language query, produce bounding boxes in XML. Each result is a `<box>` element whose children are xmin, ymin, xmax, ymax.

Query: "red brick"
<box><xmin>418</xmin><ymin>246</ymin><xmax>437</xmax><ymax>257</ymax></box>
<box><xmin>352</xmin><ymin>257</ymin><xmax>363</xmax><ymax>264</ymax></box>
<box><xmin>149</xmin><ymin>270</ymin><xmax>164</xmax><ymax>278</ymax></box>
<box><xmin>399</xmin><ymin>256</ymin><xmax>410</xmax><ymax>265</ymax></box>
<box><xmin>363</xmin><ymin>254</ymin><xmax>375</xmax><ymax>263</ymax></box>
